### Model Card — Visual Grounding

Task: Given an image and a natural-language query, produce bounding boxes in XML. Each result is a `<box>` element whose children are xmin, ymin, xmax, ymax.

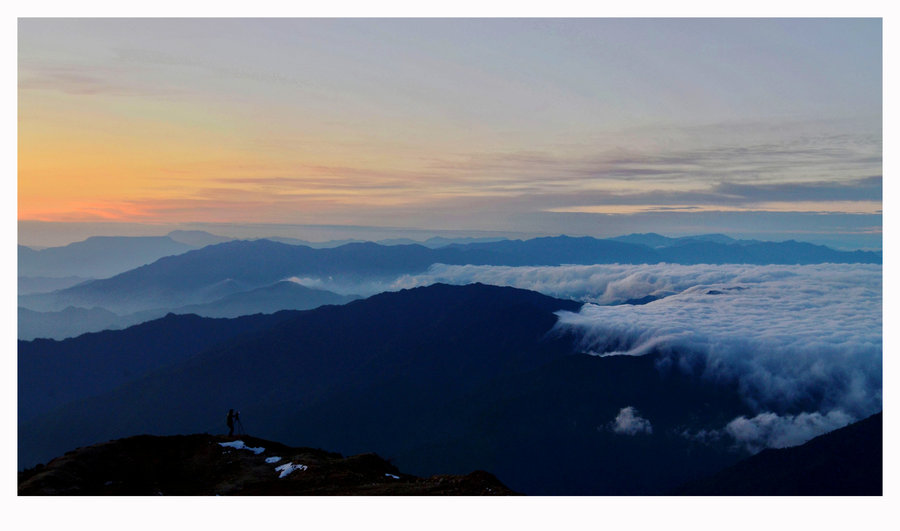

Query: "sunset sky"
<box><xmin>17</xmin><ymin>18</ymin><xmax>882</xmax><ymax>248</ymax></box>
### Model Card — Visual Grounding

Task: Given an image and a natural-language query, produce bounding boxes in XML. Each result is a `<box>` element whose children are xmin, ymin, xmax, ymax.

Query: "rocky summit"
<box><xmin>18</xmin><ymin>434</ymin><xmax>516</xmax><ymax>496</ymax></box>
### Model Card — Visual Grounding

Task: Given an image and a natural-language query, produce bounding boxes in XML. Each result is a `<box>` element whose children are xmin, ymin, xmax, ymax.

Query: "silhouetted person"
<box><xmin>226</xmin><ymin>409</ymin><xmax>235</xmax><ymax>436</ymax></box>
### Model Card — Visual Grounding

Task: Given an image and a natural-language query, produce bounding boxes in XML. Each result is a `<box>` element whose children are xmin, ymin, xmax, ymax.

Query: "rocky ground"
<box><xmin>18</xmin><ymin>433</ymin><xmax>517</xmax><ymax>496</ymax></box>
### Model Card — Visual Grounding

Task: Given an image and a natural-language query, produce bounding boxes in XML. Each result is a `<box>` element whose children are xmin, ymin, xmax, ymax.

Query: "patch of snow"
<box><xmin>275</xmin><ymin>462</ymin><xmax>308</xmax><ymax>478</ymax></box>
<box><xmin>385</xmin><ymin>473</ymin><xmax>399</xmax><ymax>479</ymax></box>
<box><xmin>218</xmin><ymin>440</ymin><xmax>265</xmax><ymax>454</ymax></box>
<box><xmin>265</xmin><ymin>456</ymin><xmax>281</xmax><ymax>464</ymax></box>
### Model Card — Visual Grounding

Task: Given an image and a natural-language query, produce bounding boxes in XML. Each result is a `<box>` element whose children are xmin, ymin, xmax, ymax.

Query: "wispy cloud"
<box><xmin>609</xmin><ymin>407</ymin><xmax>653</xmax><ymax>435</ymax></box>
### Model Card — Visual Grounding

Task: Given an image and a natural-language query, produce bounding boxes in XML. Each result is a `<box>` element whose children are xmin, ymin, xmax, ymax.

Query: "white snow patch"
<box><xmin>218</xmin><ymin>440</ymin><xmax>265</xmax><ymax>455</ymax></box>
<box><xmin>385</xmin><ymin>473</ymin><xmax>400</xmax><ymax>479</ymax></box>
<box><xmin>275</xmin><ymin>462</ymin><xmax>308</xmax><ymax>478</ymax></box>
<box><xmin>265</xmin><ymin>456</ymin><xmax>282</xmax><ymax>464</ymax></box>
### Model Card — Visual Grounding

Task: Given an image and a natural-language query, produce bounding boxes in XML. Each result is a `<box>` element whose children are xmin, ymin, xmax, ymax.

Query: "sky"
<box><xmin>17</xmin><ymin>18</ymin><xmax>882</xmax><ymax>248</ymax></box>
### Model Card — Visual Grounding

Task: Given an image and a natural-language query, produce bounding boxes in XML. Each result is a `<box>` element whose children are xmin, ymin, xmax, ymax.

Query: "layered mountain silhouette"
<box><xmin>19</xmin><ymin>281</ymin><xmax>357</xmax><ymax>340</ymax></box>
<box><xmin>19</xmin><ymin>311</ymin><xmax>304</xmax><ymax>423</ymax></box>
<box><xmin>19</xmin><ymin>235</ymin><xmax>881</xmax><ymax>314</ymax></box>
<box><xmin>20</xmin><ymin>283</ymin><xmax>784</xmax><ymax>494</ymax></box>
<box><xmin>18</xmin><ymin>276</ymin><xmax>91</xmax><ymax>296</ymax></box>
<box><xmin>18</xmin><ymin>306</ymin><xmax>128</xmax><ymax>341</ymax></box>
<box><xmin>672</xmin><ymin>412</ymin><xmax>882</xmax><ymax>495</ymax></box>
<box><xmin>18</xmin><ymin>434</ymin><xmax>515</xmax><ymax>495</ymax></box>
<box><xmin>18</xmin><ymin>235</ymin><xmax>197</xmax><ymax>279</ymax></box>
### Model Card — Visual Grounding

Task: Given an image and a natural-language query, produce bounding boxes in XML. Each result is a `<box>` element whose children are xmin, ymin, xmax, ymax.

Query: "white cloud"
<box><xmin>610</xmin><ymin>406</ymin><xmax>653</xmax><ymax>436</ymax></box>
<box><xmin>293</xmin><ymin>262</ymin><xmax>880</xmax><ymax>451</ymax></box>
<box><xmin>724</xmin><ymin>410</ymin><xmax>854</xmax><ymax>453</ymax></box>
<box><xmin>552</xmin><ymin>263</ymin><xmax>882</xmax><ymax>421</ymax></box>
<box><xmin>389</xmin><ymin>262</ymin><xmax>881</xmax><ymax>450</ymax></box>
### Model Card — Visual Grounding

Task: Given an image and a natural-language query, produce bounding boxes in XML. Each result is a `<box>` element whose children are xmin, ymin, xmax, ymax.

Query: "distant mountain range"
<box><xmin>17</xmin><ymin>230</ymin><xmax>509</xmax><ymax>281</ymax></box>
<box><xmin>18</xmin><ymin>276</ymin><xmax>92</xmax><ymax>296</ymax></box>
<box><xmin>21</xmin><ymin>283</ymin><xmax>772</xmax><ymax>494</ymax></box>
<box><xmin>18</xmin><ymin>281</ymin><xmax>359</xmax><ymax>340</ymax></box>
<box><xmin>18</xmin><ymin>306</ymin><xmax>128</xmax><ymax>341</ymax></box>
<box><xmin>18</xmin><ymin>235</ymin><xmax>197</xmax><ymax>279</ymax></box>
<box><xmin>19</xmin><ymin>235</ymin><xmax>881</xmax><ymax>315</ymax></box>
<box><xmin>609</xmin><ymin>232</ymin><xmax>745</xmax><ymax>247</ymax></box>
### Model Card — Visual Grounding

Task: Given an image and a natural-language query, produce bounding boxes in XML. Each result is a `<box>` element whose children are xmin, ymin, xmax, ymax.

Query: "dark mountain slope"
<box><xmin>18</xmin><ymin>311</ymin><xmax>304</xmax><ymax>423</ymax></box>
<box><xmin>291</xmin><ymin>352</ymin><xmax>754</xmax><ymax>495</ymax></box>
<box><xmin>20</xmin><ymin>282</ymin><xmax>878</xmax><ymax>494</ymax></box>
<box><xmin>18</xmin><ymin>434</ymin><xmax>515</xmax><ymax>495</ymax></box>
<box><xmin>672</xmin><ymin>412</ymin><xmax>882</xmax><ymax>495</ymax></box>
<box><xmin>19</xmin><ymin>283</ymin><xmax>767</xmax><ymax>494</ymax></box>
<box><xmin>19</xmin><ymin>284</ymin><xmax>583</xmax><ymax>470</ymax></box>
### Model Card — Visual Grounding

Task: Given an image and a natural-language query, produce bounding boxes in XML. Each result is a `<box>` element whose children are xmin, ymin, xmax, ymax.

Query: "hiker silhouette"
<box><xmin>226</xmin><ymin>409</ymin><xmax>235</xmax><ymax>436</ymax></box>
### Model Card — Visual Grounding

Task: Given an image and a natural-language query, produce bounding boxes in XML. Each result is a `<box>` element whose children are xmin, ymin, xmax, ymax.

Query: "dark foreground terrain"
<box><xmin>18</xmin><ymin>433</ymin><xmax>516</xmax><ymax>496</ymax></box>
<box><xmin>673</xmin><ymin>412</ymin><xmax>882</xmax><ymax>495</ymax></box>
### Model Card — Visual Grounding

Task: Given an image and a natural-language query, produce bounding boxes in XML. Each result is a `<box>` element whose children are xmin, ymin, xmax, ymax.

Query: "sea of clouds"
<box><xmin>377</xmin><ymin>262</ymin><xmax>882</xmax><ymax>450</ymax></box>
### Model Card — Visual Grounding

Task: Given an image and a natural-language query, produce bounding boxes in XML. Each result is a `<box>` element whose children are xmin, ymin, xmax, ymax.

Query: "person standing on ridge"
<box><xmin>226</xmin><ymin>409</ymin><xmax>235</xmax><ymax>437</ymax></box>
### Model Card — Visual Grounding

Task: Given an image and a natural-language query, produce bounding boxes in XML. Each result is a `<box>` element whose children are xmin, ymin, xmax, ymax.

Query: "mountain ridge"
<box><xmin>20</xmin><ymin>283</ymin><xmax>759</xmax><ymax>494</ymax></box>
<box><xmin>19</xmin><ymin>234</ymin><xmax>881</xmax><ymax>314</ymax></box>
<box><xmin>18</xmin><ymin>433</ymin><xmax>516</xmax><ymax>495</ymax></box>
<box><xmin>671</xmin><ymin>411</ymin><xmax>882</xmax><ymax>495</ymax></box>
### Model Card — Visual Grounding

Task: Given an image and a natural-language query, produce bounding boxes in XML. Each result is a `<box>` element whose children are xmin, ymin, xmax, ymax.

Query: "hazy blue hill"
<box><xmin>672</xmin><ymin>412</ymin><xmax>882</xmax><ymax>495</ymax></box>
<box><xmin>19</xmin><ymin>281</ymin><xmax>357</xmax><ymax>340</ymax></box>
<box><xmin>18</xmin><ymin>306</ymin><xmax>126</xmax><ymax>341</ymax></box>
<box><xmin>610</xmin><ymin>232</ymin><xmax>739</xmax><ymax>248</ymax></box>
<box><xmin>449</xmin><ymin>235</ymin><xmax>662</xmax><ymax>265</ymax></box>
<box><xmin>19</xmin><ymin>239</ymin><xmax>473</xmax><ymax>312</ymax></box>
<box><xmin>160</xmin><ymin>281</ymin><xmax>358</xmax><ymax>318</ymax></box>
<box><xmin>18</xmin><ymin>236</ymin><xmax>196</xmax><ymax>279</ymax></box>
<box><xmin>266</xmin><ymin>236</ymin><xmax>366</xmax><ymax>248</ymax></box>
<box><xmin>422</xmin><ymin>236</ymin><xmax>509</xmax><ymax>248</ymax></box>
<box><xmin>18</xmin><ymin>235</ymin><xmax>881</xmax><ymax>314</ymax></box>
<box><xmin>18</xmin><ymin>276</ymin><xmax>92</xmax><ymax>295</ymax></box>
<box><xmin>609</xmin><ymin>232</ymin><xmax>681</xmax><ymax>248</ymax></box>
<box><xmin>18</xmin><ymin>239</ymin><xmax>315</xmax><ymax>312</ymax></box>
<box><xmin>18</xmin><ymin>311</ymin><xmax>303</xmax><ymax>425</ymax></box>
<box><xmin>657</xmin><ymin>239</ymin><xmax>881</xmax><ymax>264</ymax></box>
<box><xmin>16</xmin><ymin>283</ymin><xmax>786</xmax><ymax>494</ymax></box>
<box><xmin>166</xmin><ymin>230</ymin><xmax>232</xmax><ymax>247</ymax></box>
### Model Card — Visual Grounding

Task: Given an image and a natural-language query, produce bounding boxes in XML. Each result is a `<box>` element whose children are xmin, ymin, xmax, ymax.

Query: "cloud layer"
<box><xmin>551</xmin><ymin>264</ymin><xmax>881</xmax><ymax>416</ymax></box>
<box><xmin>387</xmin><ymin>262</ymin><xmax>881</xmax><ymax>450</ymax></box>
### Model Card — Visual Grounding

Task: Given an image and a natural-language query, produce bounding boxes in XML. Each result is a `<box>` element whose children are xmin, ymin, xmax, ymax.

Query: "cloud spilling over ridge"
<box><xmin>551</xmin><ymin>264</ymin><xmax>881</xmax><ymax>416</ymax></box>
<box><xmin>385</xmin><ymin>262</ymin><xmax>881</xmax><ymax>450</ymax></box>
<box><xmin>297</xmin><ymin>262</ymin><xmax>809</xmax><ymax>300</ymax></box>
<box><xmin>610</xmin><ymin>407</ymin><xmax>653</xmax><ymax>436</ymax></box>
